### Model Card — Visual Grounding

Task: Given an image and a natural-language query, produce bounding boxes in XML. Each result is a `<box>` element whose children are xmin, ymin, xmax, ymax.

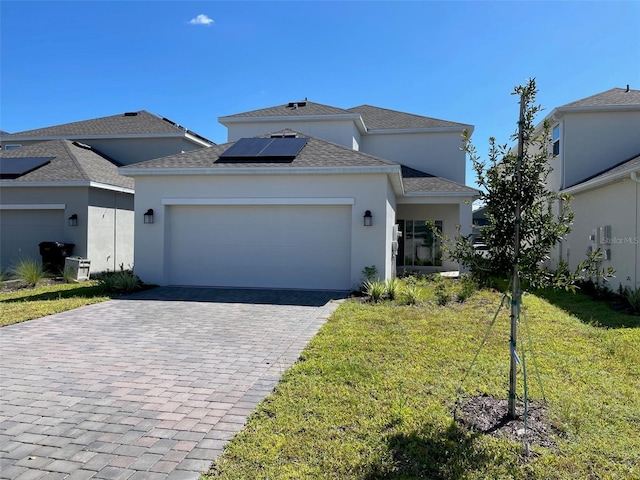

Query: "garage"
<box><xmin>0</xmin><ymin>208</ymin><xmax>65</xmax><ymax>269</ymax></box>
<box><xmin>166</xmin><ymin>204</ymin><xmax>352</xmax><ymax>290</ymax></box>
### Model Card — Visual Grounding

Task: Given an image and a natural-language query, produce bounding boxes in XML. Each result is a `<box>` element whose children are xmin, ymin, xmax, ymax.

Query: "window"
<box><xmin>3</xmin><ymin>144</ymin><xmax>22</xmax><ymax>151</ymax></box>
<box><xmin>552</xmin><ymin>125</ymin><xmax>560</xmax><ymax>156</ymax></box>
<box><xmin>399</xmin><ymin>220</ymin><xmax>443</xmax><ymax>267</ymax></box>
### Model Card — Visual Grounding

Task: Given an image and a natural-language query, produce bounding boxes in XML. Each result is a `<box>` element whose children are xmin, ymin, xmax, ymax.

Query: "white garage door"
<box><xmin>167</xmin><ymin>205</ymin><xmax>352</xmax><ymax>290</ymax></box>
<box><xmin>0</xmin><ymin>210</ymin><xmax>65</xmax><ymax>269</ymax></box>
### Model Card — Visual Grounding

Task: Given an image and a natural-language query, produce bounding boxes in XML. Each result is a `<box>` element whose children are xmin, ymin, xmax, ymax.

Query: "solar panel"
<box><xmin>219</xmin><ymin>137</ymin><xmax>308</xmax><ymax>159</ymax></box>
<box><xmin>219</xmin><ymin>138</ymin><xmax>272</xmax><ymax>158</ymax></box>
<box><xmin>260</xmin><ymin>137</ymin><xmax>308</xmax><ymax>157</ymax></box>
<box><xmin>0</xmin><ymin>157</ymin><xmax>53</xmax><ymax>178</ymax></box>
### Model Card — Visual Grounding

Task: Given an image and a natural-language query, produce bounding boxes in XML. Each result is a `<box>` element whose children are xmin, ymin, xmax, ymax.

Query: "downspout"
<box><xmin>113</xmin><ymin>191</ymin><xmax>117</xmax><ymax>272</ymax></box>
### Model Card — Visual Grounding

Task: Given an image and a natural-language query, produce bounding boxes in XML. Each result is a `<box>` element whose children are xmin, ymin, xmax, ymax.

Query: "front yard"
<box><xmin>204</xmin><ymin>281</ymin><xmax>640</xmax><ymax>479</ymax></box>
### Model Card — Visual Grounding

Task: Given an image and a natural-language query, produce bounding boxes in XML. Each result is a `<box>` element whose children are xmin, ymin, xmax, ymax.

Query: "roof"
<box><xmin>560</xmin><ymin>87</ymin><xmax>640</xmax><ymax>108</ymax></box>
<box><xmin>221</xmin><ymin>101</ymin><xmax>470</xmax><ymax>131</ymax></box>
<box><xmin>347</xmin><ymin>105</ymin><xmax>470</xmax><ymax>130</ymax></box>
<box><xmin>221</xmin><ymin>101</ymin><xmax>352</xmax><ymax>118</ymax></box>
<box><xmin>401</xmin><ymin>166</ymin><xmax>479</xmax><ymax>194</ymax></box>
<box><xmin>121</xmin><ymin>130</ymin><xmax>398</xmax><ymax>170</ymax></box>
<box><xmin>0</xmin><ymin>140</ymin><xmax>134</xmax><ymax>189</ymax></box>
<box><xmin>1</xmin><ymin>110</ymin><xmax>214</xmax><ymax>144</ymax></box>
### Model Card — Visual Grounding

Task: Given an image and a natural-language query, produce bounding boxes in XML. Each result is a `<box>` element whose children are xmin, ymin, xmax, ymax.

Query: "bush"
<box><xmin>363</xmin><ymin>279</ymin><xmax>386</xmax><ymax>303</ymax></box>
<box><xmin>456</xmin><ymin>274</ymin><xmax>478</xmax><ymax>303</ymax></box>
<box><xmin>96</xmin><ymin>270</ymin><xmax>141</xmax><ymax>294</ymax></box>
<box><xmin>401</xmin><ymin>282</ymin><xmax>420</xmax><ymax>305</ymax></box>
<box><xmin>624</xmin><ymin>286</ymin><xmax>640</xmax><ymax>314</ymax></box>
<box><xmin>385</xmin><ymin>277</ymin><xmax>400</xmax><ymax>301</ymax></box>
<box><xmin>10</xmin><ymin>258</ymin><xmax>47</xmax><ymax>287</ymax></box>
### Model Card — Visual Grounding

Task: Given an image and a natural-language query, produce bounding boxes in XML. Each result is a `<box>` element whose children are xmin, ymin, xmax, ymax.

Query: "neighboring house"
<box><xmin>0</xmin><ymin>140</ymin><xmax>134</xmax><ymax>272</ymax></box>
<box><xmin>0</xmin><ymin>111</ymin><xmax>213</xmax><ymax>274</ymax></box>
<box><xmin>0</xmin><ymin>110</ymin><xmax>214</xmax><ymax>164</ymax></box>
<box><xmin>540</xmin><ymin>87</ymin><xmax>640</xmax><ymax>291</ymax></box>
<box><xmin>122</xmin><ymin>100</ymin><xmax>478</xmax><ymax>291</ymax></box>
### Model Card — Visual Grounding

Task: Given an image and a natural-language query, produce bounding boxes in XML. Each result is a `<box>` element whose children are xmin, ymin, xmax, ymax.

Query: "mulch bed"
<box><xmin>454</xmin><ymin>394</ymin><xmax>562</xmax><ymax>450</ymax></box>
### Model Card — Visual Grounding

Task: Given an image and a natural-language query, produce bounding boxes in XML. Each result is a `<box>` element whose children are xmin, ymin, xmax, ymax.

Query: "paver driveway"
<box><xmin>0</xmin><ymin>287</ymin><xmax>346</xmax><ymax>480</ymax></box>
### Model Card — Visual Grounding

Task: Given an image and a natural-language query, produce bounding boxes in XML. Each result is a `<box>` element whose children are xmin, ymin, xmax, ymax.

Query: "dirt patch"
<box><xmin>454</xmin><ymin>394</ymin><xmax>562</xmax><ymax>450</ymax></box>
<box><xmin>0</xmin><ymin>278</ymin><xmax>65</xmax><ymax>294</ymax></box>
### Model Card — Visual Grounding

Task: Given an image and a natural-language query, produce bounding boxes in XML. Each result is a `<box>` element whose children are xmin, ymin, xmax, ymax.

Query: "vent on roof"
<box><xmin>124</xmin><ymin>112</ymin><xmax>138</xmax><ymax>116</ymax></box>
<box><xmin>218</xmin><ymin>137</ymin><xmax>308</xmax><ymax>161</ymax></box>
<box><xmin>288</xmin><ymin>101</ymin><xmax>307</xmax><ymax>109</ymax></box>
<box><xmin>270</xmin><ymin>133</ymin><xmax>298</xmax><ymax>138</ymax></box>
<box><xmin>72</xmin><ymin>141</ymin><xmax>92</xmax><ymax>150</ymax></box>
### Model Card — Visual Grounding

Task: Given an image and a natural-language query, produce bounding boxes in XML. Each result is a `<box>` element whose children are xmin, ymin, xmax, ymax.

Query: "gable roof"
<box><xmin>560</xmin><ymin>87</ymin><xmax>640</xmax><ymax>108</ymax></box>
<box><xmin>0</xmin><ymin>139</ymin><xmax>134</xmax><ymax>189</ymax></box>
<box><xmin>347</xmin><ymin>105</ymin><xmax>470</xmax><ymax>130</ymax></box>
<box><xmin>1</xmin><ymin>110</ymin><xmax>214</xmax><ymax>145</ymax></box>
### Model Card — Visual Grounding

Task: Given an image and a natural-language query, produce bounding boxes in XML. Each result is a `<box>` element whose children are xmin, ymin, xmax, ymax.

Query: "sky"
<box><xmin>1</xmin><ymin>1</ymin><xmax>639</xmax><ymax>189</ymax></box>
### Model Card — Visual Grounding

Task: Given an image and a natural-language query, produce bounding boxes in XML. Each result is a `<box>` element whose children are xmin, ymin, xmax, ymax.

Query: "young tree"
<box><xmin>448</xmin><ymin>78</ymin><xmax>574</xmax><ymax>290</ymax></box>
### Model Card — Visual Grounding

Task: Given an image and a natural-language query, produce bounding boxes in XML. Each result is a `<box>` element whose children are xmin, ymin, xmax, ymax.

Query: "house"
<box><xmin>0</xmin><ymin>140</ymin><xmax>134</xmax><ymax>272</ymax></box>
<box><xmin>0</xmin><ymin>111</ymin><xmax>213</xmax><ymax>274</ymax></box>
<box><xmin>0</xmin><ymin>110</ymin><xmax>214</xmax><ymax>164</ymax></box>
<box><xmin>540</xmin><ymin>87</ymin><xmax>640</xmax><ymax>291</ymax></box>
<box><xmin>121</xmin><ymin>101</ymin><xmax>478</xmax><ymax>291</ymax></box>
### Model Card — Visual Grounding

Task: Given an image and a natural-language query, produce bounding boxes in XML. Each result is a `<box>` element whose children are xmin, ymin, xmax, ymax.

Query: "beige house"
<box><xmin>539</xmin><ymin>87</ymin><xmax>640</xmax><ymax>291</ymax></box>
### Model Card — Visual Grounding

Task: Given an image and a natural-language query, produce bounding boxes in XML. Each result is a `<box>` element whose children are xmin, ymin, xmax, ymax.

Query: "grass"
<box><xmin>203</xmin><ymin>280</ymin><xmax>640</xmax><ymax>479</ymax></box>
<box><xmin>1</xmin><ymin>281</ymin><xmax>111</xmax><ymax>327</ymax></box>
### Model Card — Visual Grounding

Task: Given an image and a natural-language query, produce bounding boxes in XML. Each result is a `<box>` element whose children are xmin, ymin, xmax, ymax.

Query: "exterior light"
<box><xmin>363</xmin><ymin>210</ymin><xmax>373</xmax><ymax>227</ymax></box>
<box><xmin>68</xmin><ymin>214</ymin><xmax>78</xmax><ymax>227</ymax></box>
<box><xmin>144</xmin><ymin>209</ymin><xmax>154</xmax><ymax>224</ymax></box>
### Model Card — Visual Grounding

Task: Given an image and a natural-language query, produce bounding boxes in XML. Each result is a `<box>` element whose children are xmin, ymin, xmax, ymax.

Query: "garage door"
<box><xmin>0</xmin><ymin>209</ymin><xmax>65</xmax><ymax>269</ymax></box>
<box><xmin>166</xmin><ymin>205</ymin><xmax>352</xmax><ymax>290</ymax></box>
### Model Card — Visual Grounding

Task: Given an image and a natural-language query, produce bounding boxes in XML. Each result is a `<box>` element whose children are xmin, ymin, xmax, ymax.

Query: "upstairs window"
<box><xmin>552</xmin><ymin>124</ymin><xmax>560</xmax><ymax>156</ymax></box>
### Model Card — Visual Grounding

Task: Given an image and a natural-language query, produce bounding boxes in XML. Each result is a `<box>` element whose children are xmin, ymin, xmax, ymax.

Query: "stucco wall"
<box><xmin>564</xmin><ymin>178</ymin><xmax>639</xmax><ymax>291</ymax></box>
<box><xmin>132</xmin><ymin>173</ymin><xmax>395</xmax><ymax>290</ymax></box>
<box><xmin>562</xmin><ymin>110</ymin><xmax>640</xmax><ymax>188</ymax></box>
<box><xmin>359</xmin><ymin>131</ymin><xmax>466</xmax><ymax>183</ymax></box>
<box><xmin>87</xmin><ymin>189</ymin><xmax>134</xmax><ymax>272</ymax></box>
<box><xmin>225</xmin><ymin>119</ymin><xmax>362</xmax><ymax>151</ymax></box>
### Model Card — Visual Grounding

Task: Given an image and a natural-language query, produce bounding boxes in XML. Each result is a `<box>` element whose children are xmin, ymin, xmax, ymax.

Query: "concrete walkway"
<box><xmin>0</xmin><ymin>287</ymin><xmax>346</xmax><ymax>480</ymax></box>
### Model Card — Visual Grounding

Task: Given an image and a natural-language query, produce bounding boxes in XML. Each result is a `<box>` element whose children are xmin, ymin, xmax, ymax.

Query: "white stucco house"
<box><xmin>540</xmin><ymin>87</ymin><xmax>640</xmax><ymax>291</ymax></box>
<box><xmin>0</xmin><ymin>111</ymin><xmax>214</xmax><ymax>273</ymax></box>
<box><xmin>122</xmin><ymin>101</ymin><xmax>478</xmax><ymax>291</ymax></box>
<box><xmin>0</xmin><ymin>140</ymin><xmax>134</xmax><ymax>272</ymax></box>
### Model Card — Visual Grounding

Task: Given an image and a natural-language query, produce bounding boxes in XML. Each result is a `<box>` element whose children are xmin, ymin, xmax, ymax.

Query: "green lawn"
<box><xmin>203</xmin><ymin>283</ymin><xmax>640</xmax><ymax>479</ymax></box>
<box><xmin>0</xmin><ymin>281</ymin><xmax>110</xmax><ymax>326</ymax></box>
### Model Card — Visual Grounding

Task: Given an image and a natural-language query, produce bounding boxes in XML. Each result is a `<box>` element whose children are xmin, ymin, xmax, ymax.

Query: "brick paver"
<box><xmin>0</xmin><ymin>287</ymin><xmax>344</xmax><ymax>479</ymax></box>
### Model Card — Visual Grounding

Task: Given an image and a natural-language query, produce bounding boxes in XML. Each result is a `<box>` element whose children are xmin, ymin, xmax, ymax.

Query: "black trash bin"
<box><xmin>39</xmin><ymin>242</ymin><xmax>75</xmax><ymax>274</ymax></box>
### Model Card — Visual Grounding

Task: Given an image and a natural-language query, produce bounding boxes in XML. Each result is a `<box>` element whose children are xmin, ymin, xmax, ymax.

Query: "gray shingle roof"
<box><xmin>122</xmin><ymin>131</ymin><xmax>398</xmax><ymax>170</ymax></box>
<box><xmin>560</xmin><ymin>87</ymin><xmax>640</xmax><ymax>108</ymax></box>
<box><xmin>1</xmin><ymin>110</ymin><xmax>214</xmax><ymax>144</ymax></box>
<box><xmin>347</xmin><ymin>105</ymin><xmax>470</xmax><ymax>130</ymax></box>
<box><xmin>0</xmin><ymin>140</ymin><xmax>134</xmax><ymax>189</ymax></box>
<box><xmin>220</xmin><ymin>101</ymin><xmax>352</xmax><ymax>118</ymax></box>
<box><xmin>401</xmin><ymin>166</ymin><xmax>479</xmax><ymax>194</ymax></box>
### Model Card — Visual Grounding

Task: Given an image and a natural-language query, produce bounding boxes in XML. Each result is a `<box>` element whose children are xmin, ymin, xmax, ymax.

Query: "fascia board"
<box><xmin>397</xmin><ymin>195</ymin><xmax>477</xmax><ymax>205</ymax></box>
<box><xmin>119</xmin><ymin>165</ymin><xmax>400</xmax><ymax>176</ymax></box>
<box><xmin>0</xmin><ymin>180</ymin><xmax>134</xmax><ymax>194</ymax></box>
<box><xmin>367</xmin><ymin>125</ymin><xmax>474</xmax><ymax>135</ymax></box>
<box><xmin>184</xmin><ymin>132</ymin><xmax>214</xmax><ymax>147</ymax></box>
<box><xmin>561</xmin><ymin>167</ymin><xmax>639</xmax><ymax>195</ymax></box>
<box><xmin>402</xmin><ymin>190</ymin><xmax>479</xmax><ymax>198</ymax></box>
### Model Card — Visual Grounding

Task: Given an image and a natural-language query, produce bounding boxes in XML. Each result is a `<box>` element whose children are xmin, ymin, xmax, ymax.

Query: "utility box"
<box><xmin>64</xmin><ymin>256</ymin><xmax>91</xmax><ymax>281</ymax></box>
<box><xmin>39</xmin><ymin>242</ymin><xmax>75</xmax><ymax>274</ymax></box>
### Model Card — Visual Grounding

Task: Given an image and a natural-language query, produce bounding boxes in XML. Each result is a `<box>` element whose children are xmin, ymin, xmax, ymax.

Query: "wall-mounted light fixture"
<box><xmin>144</xmin><ymin>209</ymin><xmax>154</xmax><ymax>224</ymax></box>
<box><xmin>363</xmin><ymin>210</ymin><xmax>373</xmax><ymax>227</ymax></box>
<box><xmin>68</xmin><ymin>214</ymin><xmax>78</xmax><ymax>227</ymax></box>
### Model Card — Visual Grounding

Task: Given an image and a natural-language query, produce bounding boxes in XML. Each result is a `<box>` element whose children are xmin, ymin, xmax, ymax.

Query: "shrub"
<box><xmin>10</xmin><ymin>258</ymin><xmax>47</xmax><ymax>287</ymax></box>
<box><xmin>361</xmin><ymin>265</ymin><xmax>378</xmax><ymax>283</ymax></box>
<box><xmin>363</xmin><ymin>279</ymin><xmax>386</xmax><ymax>303</ymax></box>
<box><xmin>97</xmin><ymin>270</ymin><xmax>141</xmax><ymax>294</ymax></box>
<box><xmin>624</xmin><ymin>286</ymin><xmax>640</xmax><ymax>314</ymax></box>
<box><xmin>385</xmin><ymin>277</ymin><xmax>400</xmax><ymax>301</ymax></box>
<box><xmin>401</xmin><ymin>282</ymin><xmax>420</xmax><ymax>305</ymax></box>
<box><xmin>456</xmin><ymin>274</ymin><xmax>478</xmax><ymax>303</ymax></box>
<box><xmin>433</xmin><ymin>276</ymin><xmax>451</xmax><ymax>306</ymax></box>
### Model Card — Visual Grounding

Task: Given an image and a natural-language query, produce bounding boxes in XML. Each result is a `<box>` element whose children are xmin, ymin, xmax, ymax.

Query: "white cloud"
<box><xmin>189</xmin><ymin>14</ymin><xmax>214</xmax><ymax>26</ymax></box>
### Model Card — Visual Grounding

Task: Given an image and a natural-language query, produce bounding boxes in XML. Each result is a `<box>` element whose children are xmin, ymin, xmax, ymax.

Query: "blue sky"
<box><xmin>1</xmin><ymin>1</ymin><xmax>639</xmax><ymax>188</ymax></box>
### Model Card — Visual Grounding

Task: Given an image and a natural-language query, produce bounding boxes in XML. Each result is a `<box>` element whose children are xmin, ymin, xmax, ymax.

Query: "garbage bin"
<box><xmin>64</xmin><ymin>256</ymin><xmax>91</xmax><ymax>281</ymax></box>
<box><xmin>39</xmin><ymin>241</ymin><xmax>75</xmax><ymax>274</ymax></box>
